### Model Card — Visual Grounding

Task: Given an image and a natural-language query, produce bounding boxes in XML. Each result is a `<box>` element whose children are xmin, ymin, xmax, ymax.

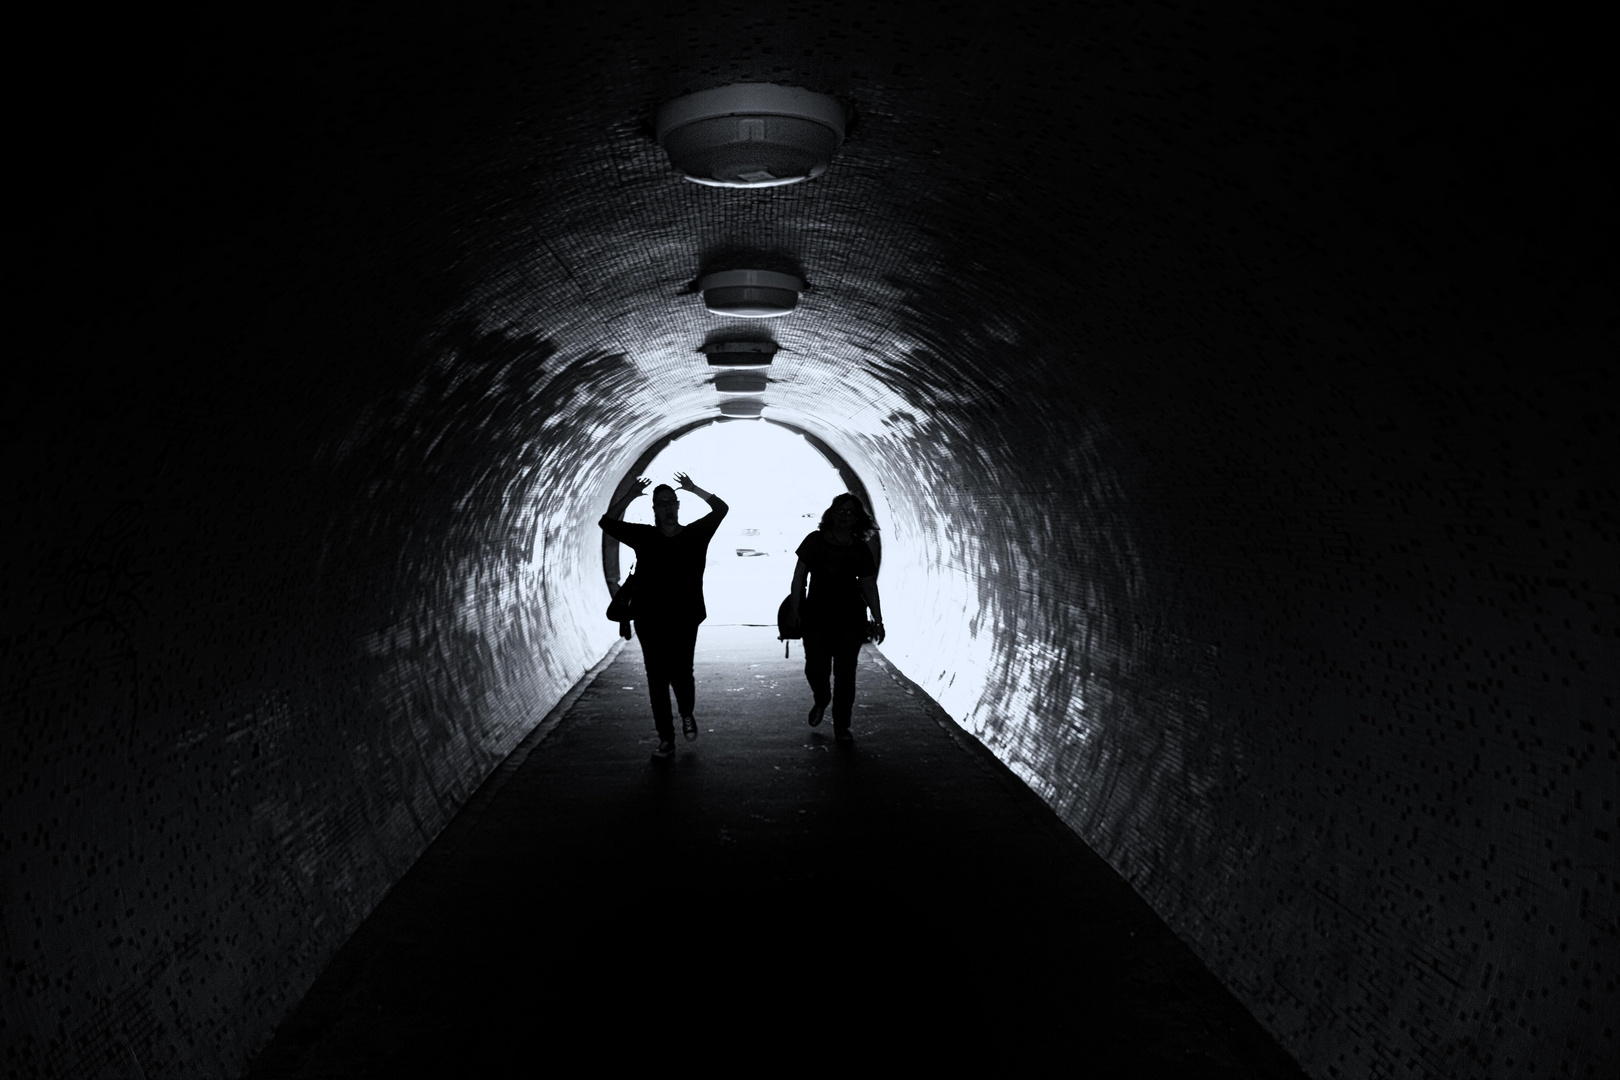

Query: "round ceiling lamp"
<box><xmin>719</xmin><ymin>399</ymin><xmax>765</xmax><ymax>418</ymax></box>
<box><xmin>656</xmin><ymin>83</ymin><xmax>845</xmax><ymax>188</ymax></box>
<box><xmin>714</xmin><ymin>371</ymin><xmax>769</xmax><ymax>393</ymax></box>
<box><xmin>699</xmin><ymin>340</ymin><xmax>778</xmax><ymax>366</ymax></box>
<box><xmin>698</xmin><ymin>270</ymin><xmax>802</xmax><ymax>318</ymax></box>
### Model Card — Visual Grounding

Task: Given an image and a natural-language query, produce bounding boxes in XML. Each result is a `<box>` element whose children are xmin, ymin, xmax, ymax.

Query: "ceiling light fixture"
<box><xmin>719</xmin><ymin>399</ymin><xmax>765</xmax><ymax>418</ymax></box>
<box><xmin>699</xmin><ymin>270</ymin><xmax>802</xmax><ymax>318</ymax></box>
<box><xmin>699</xmin><ymin>341</ymin><xmax>778</xmax><ymax>366</ymax></box>
<box><xmin>713</xmin><ymin>371</ymin><xmax>769</xmax><ymax>393</ymax></box>
<box><xmin>656</xmin><ymin>83</ymin><xmax>845</xmax><ymax>188</ymax></box>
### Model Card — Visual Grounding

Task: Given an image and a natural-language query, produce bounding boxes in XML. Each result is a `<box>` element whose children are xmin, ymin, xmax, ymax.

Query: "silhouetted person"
<box><xmin>786</xmin><ymin>492</ymin><xmax>884</xmax><ymax>744</ymax></box>
<box><xmin>600</xmin><ymin>472</ymin><xmax>728</xmax><ymax>759</ymax></box>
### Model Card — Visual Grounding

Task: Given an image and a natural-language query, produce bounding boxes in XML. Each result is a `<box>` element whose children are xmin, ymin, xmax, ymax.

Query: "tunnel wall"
<box><xmin>796</xmin><ymin>284</ymin><xmax>1615</xmax><ymax>1079</ymax></box>
<box><xmin>1</xmin><ymin>314</ymin><xmax>643</xmax><ymax>1075</ymax></box>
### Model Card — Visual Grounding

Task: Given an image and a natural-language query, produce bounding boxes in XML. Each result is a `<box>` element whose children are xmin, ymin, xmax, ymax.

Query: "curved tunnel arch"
<box><xmin>7</xmin><ymin>5</ymin><xmax>1613</xmax><ymax>1078</ymax></box>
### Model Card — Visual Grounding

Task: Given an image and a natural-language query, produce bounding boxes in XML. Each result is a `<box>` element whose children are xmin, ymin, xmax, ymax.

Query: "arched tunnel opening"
<box><xmin>600</xmin><ymin>418</ymin><xmax>866</xmax><ymax>626</ymax></box>
<box><xmin>5</xmin><ymin>4</ymin><xmax>1613</xmax><ymax>1079</ymax></box>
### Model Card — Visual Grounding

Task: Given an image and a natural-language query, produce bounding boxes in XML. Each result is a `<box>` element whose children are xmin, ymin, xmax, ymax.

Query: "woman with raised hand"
<box><xmin>599</xmin><ymin>471</ymin><xmax>728</xmax><ymax>760</ymax></box>
<box><xmin>786</xmin><ymin>492</ymin><xmax>883</xmax><ymax>745</ymax></box>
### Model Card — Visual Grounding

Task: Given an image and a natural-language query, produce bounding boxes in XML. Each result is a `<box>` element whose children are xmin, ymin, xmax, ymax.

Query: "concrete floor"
<box><xmin>246</xmin><ymin>626</ymin><xmax>1307</xmax><ymax>1078</ymax></box>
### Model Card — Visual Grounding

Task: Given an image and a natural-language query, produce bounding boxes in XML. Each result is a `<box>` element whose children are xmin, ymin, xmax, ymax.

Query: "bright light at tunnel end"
<box><xmin>618</xmin><ymin>420</ymin><xmax>846</xmax><ymax>624</ymax></box>
<box><xmin>607</xmin><ymin>420</ymin><xmax>948</xmax><ymax>718</ymax></box>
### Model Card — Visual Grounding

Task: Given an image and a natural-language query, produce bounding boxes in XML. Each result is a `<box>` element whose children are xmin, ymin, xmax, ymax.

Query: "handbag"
<box><xmin>606</xmin><ymin>571</ymin><xmax>636</xmax><ymax>638</ymax></box>
<box><xmin>776</xmin><ymin>595</ymin><xmax>802</xmax><ymax>658</ymax></box>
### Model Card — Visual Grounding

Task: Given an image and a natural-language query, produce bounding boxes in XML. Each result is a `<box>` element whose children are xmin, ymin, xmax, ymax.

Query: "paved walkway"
<box><xmin>247</xmin><ymin>627</ymin><xmax>1305</xmax><ymax>1078</ymax></box>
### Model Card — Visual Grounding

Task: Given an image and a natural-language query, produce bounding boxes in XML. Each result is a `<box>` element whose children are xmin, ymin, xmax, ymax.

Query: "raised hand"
<box><xmin>608</xmin><ymin>476</ymin><xmax>653</xmax><ymax>517</ymax></box>
<box><xmin>671</xmin><ymin>471</ymin><xmax>721</xmax><ymax>508</ymax></box>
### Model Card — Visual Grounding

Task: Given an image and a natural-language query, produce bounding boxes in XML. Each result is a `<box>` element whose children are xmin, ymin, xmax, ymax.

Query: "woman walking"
<box><xmin>786</xmin><ymin>493</ymin><xmax>884</xmax><ymax>744</ymax></box>
<box><xmin>599</xmin><ymin>472</ymin><xmax>728</xmax><ymax>759</ymax></box>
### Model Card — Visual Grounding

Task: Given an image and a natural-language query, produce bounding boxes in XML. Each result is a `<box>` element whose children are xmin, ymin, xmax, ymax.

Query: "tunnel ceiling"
<box><xmin>54</xmin><ymin>2</ymin><xmax>1604</xmax><ymax>456</ymax></box>
<box><xmin>8</xmin><ymin>5</ymin><xmax>1614</xmax><ymax>1079</ymax></box>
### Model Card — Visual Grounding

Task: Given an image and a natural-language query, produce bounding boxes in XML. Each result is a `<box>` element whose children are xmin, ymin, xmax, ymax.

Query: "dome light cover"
<box><xmin>700</xmin><ymin>340</ymin><xmax>778</xmax><ymax>366</ymax></box>
<box><xmin>656</xmin><ymin>83</ymin><xmax>845</xmax><ymax>188</ymax></box>
<box><xmin>698</xmin><ymin>270</ymin><xmax>802</xmax><ymax>318</ymax></box>
<box><xmin>714</xmin><ymin>371</ymin><xmax>769</xmax><ymax>393</ymax></box>
<box><xmin>719</xmin><ymin>399</ymin><xmax>765</xmax><ymax>417</ymax></box>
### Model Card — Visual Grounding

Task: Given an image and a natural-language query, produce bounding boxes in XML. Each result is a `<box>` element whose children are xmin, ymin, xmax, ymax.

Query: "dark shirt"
<box><xmin>600</xmin><ymin>499</ymin><xmax>728</xmax><ymax>625</ymax></box>
<box><xmin>796</xmin><ymin>530</ymin><xmax>878</xmax><ymax>633</ymax></box>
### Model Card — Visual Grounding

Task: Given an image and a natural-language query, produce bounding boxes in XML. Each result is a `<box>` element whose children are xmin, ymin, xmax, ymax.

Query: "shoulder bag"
<box><xmin>607</xmin><ymin>572</ymin><xmax>636</xmax><ymax>638</ymax></box>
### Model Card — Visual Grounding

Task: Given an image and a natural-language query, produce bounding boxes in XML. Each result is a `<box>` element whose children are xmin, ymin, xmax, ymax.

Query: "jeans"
<box><xmin>802</xmin><ymin>631</ymin><xmax>863</xmax><ymax>731</ymax></box>
<box><xmin>636</xmin><ymin>620</ymin><xmax>699</xmax><ymax>742</ymax></box>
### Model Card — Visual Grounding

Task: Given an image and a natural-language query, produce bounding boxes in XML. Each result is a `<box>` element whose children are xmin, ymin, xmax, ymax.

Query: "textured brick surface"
<box><xmin>4</xmin><ymin>4</ymin><xmax>1614</xmax><ymax>1078</ymax></box>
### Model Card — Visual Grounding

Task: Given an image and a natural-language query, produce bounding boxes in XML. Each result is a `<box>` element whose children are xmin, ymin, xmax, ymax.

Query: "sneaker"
<box><xmin>681</xmin><ymin>714</ymin><xmax>699</xmax><ymax>741</ymax></box>
<box><xmin>834</xmin><ymin>728</ymin><xmax>854</xmax><ymax>745</ymax></box>
<box><xmin>651</xmin><ymin>740</ymin><xmax>675</xmax><ymax>760</ymax></box>
<box><xmin>807</xmin><ymin>701</ymin><xmax>827</xmax><ymax>727</ymax></box>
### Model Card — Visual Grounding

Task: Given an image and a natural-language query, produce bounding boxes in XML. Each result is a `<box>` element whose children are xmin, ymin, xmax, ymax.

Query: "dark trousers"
<box><xmin>636</xmin><ymin>620</ymin><xmax>699</xmax><ymax>742</ymax></box>
<box><xmin>803</xmin><ymin>631</ymin><xmax>863</xmax><ymax>731</ymax></box>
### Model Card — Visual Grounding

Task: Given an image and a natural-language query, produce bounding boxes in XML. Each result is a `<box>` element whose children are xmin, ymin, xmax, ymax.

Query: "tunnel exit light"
<box><xmin>618</xmin><ymin>420</ymin><xmax>848</xmax><ymax>625</ymax></box>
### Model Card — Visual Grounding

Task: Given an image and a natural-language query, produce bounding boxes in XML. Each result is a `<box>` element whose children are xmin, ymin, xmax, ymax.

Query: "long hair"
<box><xmin>818</xmin><ymin>493</ymin><xmax>876</xmax><ymax>540</ymax></box>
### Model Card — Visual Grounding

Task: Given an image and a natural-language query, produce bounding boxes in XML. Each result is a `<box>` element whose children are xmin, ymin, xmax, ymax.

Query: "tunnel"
<box><xmin>4</xmin><ymin>4</ymin><xmax>1614</xmax><ymax>1078</ymax></box>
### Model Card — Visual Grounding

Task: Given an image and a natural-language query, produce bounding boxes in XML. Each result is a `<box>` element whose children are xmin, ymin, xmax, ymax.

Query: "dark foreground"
<box><xmin>247</xmin><ymin>626</ymin><xmax>1306</xmax><ymax>1078</ymax></box>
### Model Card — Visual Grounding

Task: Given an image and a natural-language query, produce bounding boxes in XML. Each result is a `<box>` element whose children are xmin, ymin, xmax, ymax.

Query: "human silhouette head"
<box><xmin>819</xmin><ymin>493</ymin><xmax>875</xmax><ymax>539</ymax></box>
<box><xmin>652</xmin><ymin>484</ymin><xmax>680</xmax><ymax>531</ymax></box>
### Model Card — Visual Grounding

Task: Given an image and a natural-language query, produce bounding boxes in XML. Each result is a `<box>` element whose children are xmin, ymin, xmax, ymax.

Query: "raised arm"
<box><xmin>674</xmin><ymin>472</ymin><xmax>727</xmax><ymax>515</ymax></box>
<box><xmin>600</xmin><ymin>476</ymin><xmax>651</xmax><ymax>525</ymax></box>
